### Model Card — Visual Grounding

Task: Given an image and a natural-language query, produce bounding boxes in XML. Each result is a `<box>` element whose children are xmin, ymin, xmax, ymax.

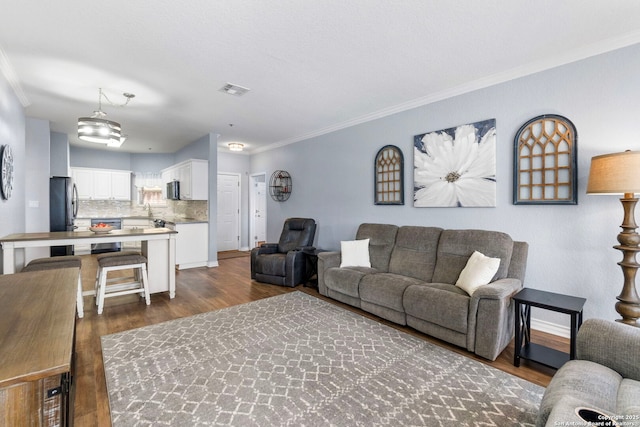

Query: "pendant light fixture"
<box><xmin>78</xmin><ymin>88</ymin><xmax>134</xmax><ymax>147</ymax></box>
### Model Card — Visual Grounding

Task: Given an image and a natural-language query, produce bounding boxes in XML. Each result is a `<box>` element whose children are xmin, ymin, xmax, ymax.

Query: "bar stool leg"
<box><xmin>141</xmin><ymin>264</ymin><xmax>150</xmax><ymax>305</ymax></box>
<box><xmin>76</xmin><ymin>275</ymin><xmax>84</xmax><ymax>318</ymax></box>
<box><xmin>97</xmin><ymin>268</ymin><xmax>108</xmax><ymax>315</ymax></box>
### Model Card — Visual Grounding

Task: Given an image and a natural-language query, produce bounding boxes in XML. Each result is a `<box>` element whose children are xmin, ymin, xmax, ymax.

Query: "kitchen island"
<box><xmin>0</xmin><ymin>227</ymin><xmax>178</xmax><ymax>297</ymax></box>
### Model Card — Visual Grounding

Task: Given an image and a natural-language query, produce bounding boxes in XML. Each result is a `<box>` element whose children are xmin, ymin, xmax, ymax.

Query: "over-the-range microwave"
<box><xmin>166</xmin><ymin>180</ymin><xmax>180</xmax><ymax>200</ymax></box>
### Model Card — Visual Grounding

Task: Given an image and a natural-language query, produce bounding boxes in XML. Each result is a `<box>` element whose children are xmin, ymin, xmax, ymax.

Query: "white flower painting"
<box><xmin>414</xmin><ymin>119</ymin><xmax>496</xmax><ymax>207</ymax></box>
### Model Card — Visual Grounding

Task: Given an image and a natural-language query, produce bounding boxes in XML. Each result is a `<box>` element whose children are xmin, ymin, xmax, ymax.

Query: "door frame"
<box><xmin>249</xmin><ymin>172</ymin><xmax>267</xmax><ymax>249</ymax></box>
<box><xmin>217</xmin><ymin>172</ymin><xmax>242</xmax><ymax>251</ymax></box>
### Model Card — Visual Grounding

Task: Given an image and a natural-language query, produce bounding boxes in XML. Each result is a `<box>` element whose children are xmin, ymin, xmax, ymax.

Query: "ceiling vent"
<box><xmin>219</xmin><ymin>83</ymin><xmax>250</xmax><ymax>96</ymax></box>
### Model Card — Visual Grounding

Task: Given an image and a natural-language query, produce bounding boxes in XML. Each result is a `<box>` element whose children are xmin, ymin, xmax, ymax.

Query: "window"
<box><xmin>514</xmin><ymin>115</ymin><xmax>578</xmax><ymax>205</ymax></box>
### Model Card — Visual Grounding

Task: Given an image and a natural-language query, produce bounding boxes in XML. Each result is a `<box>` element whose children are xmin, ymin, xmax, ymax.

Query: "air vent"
<box><xmin>219</xmin><ymin>83</ymin><xmax>250</xmax><ymax>96</ymax></box>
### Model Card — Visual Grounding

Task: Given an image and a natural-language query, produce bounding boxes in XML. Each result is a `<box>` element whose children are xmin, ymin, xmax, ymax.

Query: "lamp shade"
<box><xmin>78</xmin><ymin>116</ymin><xmax>122</xmax><ymax>145</ymax></box>
<box><xmin>587</xmin><ymin>151</ymin><xmax>640</xmax><ymax>195</ymax></box>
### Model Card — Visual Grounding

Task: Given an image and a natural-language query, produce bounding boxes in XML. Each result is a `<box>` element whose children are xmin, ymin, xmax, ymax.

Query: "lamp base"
<box><xmin>614</xmin><ymin>196</ymin><xmax>640</xmax><ymax>328</ymax></box>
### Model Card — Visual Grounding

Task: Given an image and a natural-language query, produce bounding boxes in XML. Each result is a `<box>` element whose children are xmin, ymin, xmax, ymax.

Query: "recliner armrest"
<box><xmin>576</xmin><ymin>318</ymin><xmax>640</xmax><ymax>381</ymax></box>
<box><xmin>254</xmin><ymin>243</ymin><xmax>279</xmax><ymax>255</ymax></box>
<box><xmin>295</xmin><ymin>246</ymin><xmax>316</xmax><ymax>252</ymax></box>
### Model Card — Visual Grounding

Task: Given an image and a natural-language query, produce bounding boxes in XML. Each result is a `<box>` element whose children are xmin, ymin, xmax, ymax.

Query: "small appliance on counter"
<box><xmin>166</xmin><ymin>180</ymin><xmax>180</xmax><ymax>200</ymax></box>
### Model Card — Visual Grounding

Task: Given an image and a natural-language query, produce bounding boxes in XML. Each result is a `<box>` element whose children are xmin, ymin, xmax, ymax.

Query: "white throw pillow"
<box><xmin>340</xmin><ymin>239</ymin><xmax>371</xmax><ymax>268</ymax></box>
<box><xmin>455</xmin><ymin>251</ymin><xmax>501</xmax><ymax>295</ymax></box>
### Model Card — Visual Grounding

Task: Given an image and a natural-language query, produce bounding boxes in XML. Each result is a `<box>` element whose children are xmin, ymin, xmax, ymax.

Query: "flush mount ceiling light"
<box><xmin>228</xmin><ymin>143</ymin><xmax>244</xmax><ymax>151</ymax></box>
<box><xmin>78</xmin><ymin>88</ymin><xmax>135</xmax><ymax>147</ymax></box>
<box><xmin>219</xmin><ymin>83</ymin><xmax>250</xmax><ymax>97</ymax></box>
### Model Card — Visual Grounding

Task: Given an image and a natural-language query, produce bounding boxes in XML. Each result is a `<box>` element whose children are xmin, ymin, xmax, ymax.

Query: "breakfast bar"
<box><xmin>0</xmin><ymin>227</ymin><xmax>178</xmax><ymax>297</ymax></box>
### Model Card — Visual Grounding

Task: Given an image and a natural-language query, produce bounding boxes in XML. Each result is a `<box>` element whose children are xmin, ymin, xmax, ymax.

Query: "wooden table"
<box><xmin>0</xmin><ymin>268</ymin><xmax>78</xmax><ymax>426</ymax></box>
<box><xmin>513</xmin><ymin>288</ymin><xmax>586</xmax><ymax>369</ymax></box>
<box><xmin>1</xmin><ymin>228</ymin><xmax>178</xmax><ymax>297</ymax></box>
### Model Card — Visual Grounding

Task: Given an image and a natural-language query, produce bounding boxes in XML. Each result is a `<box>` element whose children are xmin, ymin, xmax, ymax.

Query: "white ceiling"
<box><xmin>1</xmin><ymin>1</ymin><xmax>640</xmax><ymax>154</ymax></box>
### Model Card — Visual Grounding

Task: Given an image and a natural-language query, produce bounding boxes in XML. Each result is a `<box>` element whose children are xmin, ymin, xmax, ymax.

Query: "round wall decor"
<box><xmin>0</xmin><ymin>144</ymin><xmax>14</xmax><ymax>200</ymax></box>
<box><xmin>269</xmin><ymin>170</ymin><xmax>292</xmax><ymax>202</ymax></box>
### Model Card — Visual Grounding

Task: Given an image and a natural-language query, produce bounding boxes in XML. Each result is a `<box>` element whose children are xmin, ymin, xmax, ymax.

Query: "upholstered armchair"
<box><xmin>251</xmin><ymin>218</ymin><xmax>317</xmax><ymax>287</ymax></box>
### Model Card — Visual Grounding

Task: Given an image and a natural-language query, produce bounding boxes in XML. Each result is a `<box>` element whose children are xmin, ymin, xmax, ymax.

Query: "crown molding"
<box><xmin>255</xmin><ymin>32</ymin><xmax>640</xmax><ymax>154</ymax></box>
<box><xmin>0</xmin><ymin>44</ymin><xmax>30</xmax><ymax>107</ymax></box>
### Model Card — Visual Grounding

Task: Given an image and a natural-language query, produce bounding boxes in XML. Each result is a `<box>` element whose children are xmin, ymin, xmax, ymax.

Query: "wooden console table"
<box><xmin>0</xmin><ymin>268</ymin><xmax>78</xmax><ymax>426</ymax></box>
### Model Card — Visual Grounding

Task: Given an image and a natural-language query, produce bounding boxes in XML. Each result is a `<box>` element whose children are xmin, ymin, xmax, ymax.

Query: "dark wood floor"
<box><xmin>73</xmin><ymin>255</ymin><xmax>563</xmax><ymax>427</ymax></box>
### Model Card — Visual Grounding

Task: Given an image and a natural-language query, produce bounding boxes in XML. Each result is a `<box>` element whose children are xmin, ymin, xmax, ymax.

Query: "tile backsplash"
<box><xmin>77</xmin><ymin>199</ymin><xmax>208</xmax><ymax>220</ymax></box>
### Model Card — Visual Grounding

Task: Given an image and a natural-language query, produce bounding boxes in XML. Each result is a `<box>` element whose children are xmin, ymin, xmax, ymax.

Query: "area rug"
<box><xmin>101</xmin><ymin>292</ymin><xmax>544</xmax><ymax>426</ymax></box>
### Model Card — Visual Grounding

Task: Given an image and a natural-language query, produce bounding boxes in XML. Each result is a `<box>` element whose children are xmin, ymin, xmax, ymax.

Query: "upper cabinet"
<box><xmin>71</xmin><ymin>167</ymin><xmax>131</xmax><ymax>200</ymax></box>
<box><xmin>162</xmin><ymin>159</ymin><xmax>208</xmax><ymax>200</ymax></box>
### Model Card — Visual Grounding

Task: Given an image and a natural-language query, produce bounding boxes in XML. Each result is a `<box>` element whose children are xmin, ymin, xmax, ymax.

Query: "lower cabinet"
<box><xmin>175</xmin><ymin>222</ymin><xmax>208</xmax><ymax>270</ymax></box>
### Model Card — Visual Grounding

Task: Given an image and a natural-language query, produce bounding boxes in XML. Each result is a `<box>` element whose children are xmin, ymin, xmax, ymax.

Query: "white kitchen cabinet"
<box><xmin>171</xmin><ymin>222</ymin><xmax>208</xmax><ymax>269</ymax></box>
<box><xmin>73</xmin><ymin>169</ymin><xmax>94</xmax><ymax>199</ymax></box>
<box><xmin>122</xmin><ymin>218</ymin><xmax>153</xmax><ymax>249</ymax></box>
<box><xmin>71</xmin><ymin>167</ymin><xmax>131</xmax><ymax>200</ymax></box>
<box><xmin>161</xmin><ymin>159</ymin><xmax>208</xmax><ymax>200</ymax></box>
<box><xmin>73</xmin><ymin>218</ymin><xmax>91</xmax><ymax>255</ymax></box>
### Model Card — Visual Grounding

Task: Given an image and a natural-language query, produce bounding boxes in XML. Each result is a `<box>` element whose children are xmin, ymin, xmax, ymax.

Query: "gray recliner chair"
<box><xmin>250</xmin><ymin>218</ymin><xmax>317</xmax><ymax>287</ymax></box>
<box><xmin>537</xmin><ymin>318</ymin><xmax>640</xmax><ymax>426</ymax></box>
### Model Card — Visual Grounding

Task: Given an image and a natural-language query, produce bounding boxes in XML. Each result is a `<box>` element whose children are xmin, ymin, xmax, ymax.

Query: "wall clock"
<box><xmin>1</xmin><ymin>144</ymin><xmax>14</xmax><ymax>200</ymax></box>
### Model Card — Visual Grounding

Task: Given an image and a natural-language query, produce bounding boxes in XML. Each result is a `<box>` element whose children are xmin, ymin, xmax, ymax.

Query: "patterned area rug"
<box><xmin>101</xmin><ymin>292</ymin><xmax>544</xmax><ymax>426</ymax></box>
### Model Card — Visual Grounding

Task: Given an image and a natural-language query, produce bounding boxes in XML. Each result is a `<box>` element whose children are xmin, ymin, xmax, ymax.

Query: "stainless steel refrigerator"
<box><xmin>50</xmin><ymin>176</ymin><xmax>79</xmax><ymax>256</ymax></box>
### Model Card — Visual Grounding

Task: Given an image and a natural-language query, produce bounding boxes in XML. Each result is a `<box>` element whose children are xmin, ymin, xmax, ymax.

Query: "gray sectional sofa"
<box><xmin>537</xmin><ymin>318</ymin><xmax>640</xmax><ymax>426</ymax></box>
<box><xmin>317</xmin><ymin>223</ymin><xmax>528</xmax><ymax>361</ymax></box>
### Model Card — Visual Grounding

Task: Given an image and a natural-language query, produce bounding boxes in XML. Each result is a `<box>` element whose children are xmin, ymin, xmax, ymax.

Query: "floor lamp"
<box><xmin>587</xmin><ymin>150</ymin><xmax>640</xmax><ymax>327</ymax></box>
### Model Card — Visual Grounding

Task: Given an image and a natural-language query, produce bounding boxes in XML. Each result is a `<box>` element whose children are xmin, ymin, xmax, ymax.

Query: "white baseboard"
<box><xmin>207</xmin><ymin>260</ymin><xmax>219</xmax><ymax>268</ymax></box>
<box><xmin>239</xmin><ymin>246</ymin><xmax>250</xmax><ymax>252</ymax></box>
<box><xmin>530</xmin><ymin>318</ymin><xmax>571</xmax><ymax>339</ymax></box>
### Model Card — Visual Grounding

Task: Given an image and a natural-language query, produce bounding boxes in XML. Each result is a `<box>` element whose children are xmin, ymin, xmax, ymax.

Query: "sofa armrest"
<box><xmin>318</xmin><ymin>251</ymin><xmax>341</xmax><ymax>269</ymax></box>
<box><xmin>576</xmin><ymin>318</ymin><xmax>640</xmax><ymax>381</ymax></box>
<box><xmin>317</xmin><ymin>251</ymin><xmax>341</xmax><ymax>295</ymax></box>
<box><xmin>472</xmin><ymin>278</ymin><xmax>522</xmax><ymax>300</ymax></box>
<box><xmin>468</xmin><ymin>278</ymin><xmax>522</xmax><ymax>361</ymax></box>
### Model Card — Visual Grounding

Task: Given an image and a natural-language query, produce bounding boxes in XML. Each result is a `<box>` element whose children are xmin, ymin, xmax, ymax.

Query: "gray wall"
<box><xmin>251</xmin><ymin>43</ymin><xmax>640</xmax><ymax>326</ymax></box>
<box><xmin>25</xmin><ymin>118</ymin><xmax>51</xmax><ymax>261</ymax></box>
<box><xmin>50</xmin><ymin>131</ymin><xmax>70</xmax><ymax>176</ymax></box>
<box><xmin>0</xmin><ymin>75</ymin><xmax>26</xmax><ymax>271</ymax></box>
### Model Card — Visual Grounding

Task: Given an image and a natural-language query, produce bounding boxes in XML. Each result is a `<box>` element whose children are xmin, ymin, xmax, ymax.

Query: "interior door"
<box><xmin>217</xmin><ymin>173</ymin><xmax>240</xmax><ymax>251</ymax></box>
<box><xmin>254</xmin><ymin>182</ymin><xmax>266</xmax><ymax>247</ymax></box>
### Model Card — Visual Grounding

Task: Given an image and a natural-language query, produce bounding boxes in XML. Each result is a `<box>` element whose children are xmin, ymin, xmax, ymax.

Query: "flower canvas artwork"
<box><xmin>414</xmin><ymin>119</ymin><xmax>496</xmax><ymax>207</ymax></box>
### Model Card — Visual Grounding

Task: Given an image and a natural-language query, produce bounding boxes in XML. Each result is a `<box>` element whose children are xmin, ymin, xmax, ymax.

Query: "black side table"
<box><xmin>301</xmin><ymin>248</ymin><xmax>324</xmax><ymax>288</ymax></box>
<box><xmin>513</xmin><ymin>288</ymin><xmax>586</xmax><ymax>369</ymax></box>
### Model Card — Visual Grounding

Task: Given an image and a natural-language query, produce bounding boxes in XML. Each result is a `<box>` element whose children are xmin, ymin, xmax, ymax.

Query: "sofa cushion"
<box><xmin>355</xmin><ymin>223</ymin><xmax>398</xmax><ymax>272</ymax></box>
<box><xmin>455</xmin><ymin>251</ymin><xmax>501</xmax><ymax>295</ymax></box>
<box><xmin>432</xmin><ymin>229</ymin><xmax>513</xmax><ymax>284</ymax></box>
<box><xmin>340</xmin><ymin>239</ymin><xmax>371</xmax><ymax>267</ymax></box>
<box><xmin>324</xmin><ymin>266</ymin><xmax>377</xmax><ymax>298</ymax></box>
<box><xmin>360</xmin><ymin>273</ymin><xmax>424</xmax><ymax>312</ymax></box>
<box><xmin>389</xmin><ymin>226</ymin><xmax>442</xmax><ymax>282</ymax></box>
<box><xmin>403</xmin><ymin>283</ymin><xmax>470</xmax><ymax>334</ymax></box>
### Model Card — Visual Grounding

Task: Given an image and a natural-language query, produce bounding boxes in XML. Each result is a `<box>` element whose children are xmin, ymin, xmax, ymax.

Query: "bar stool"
<box><xmin>95</xmin><ymin>251</ymin><xmax>150</xmax><ymax>315</ymax></box>
<box><xmin>22</xmin><ymin>256</ymin><xmax>84</xmax><ymax>318</ymax></box>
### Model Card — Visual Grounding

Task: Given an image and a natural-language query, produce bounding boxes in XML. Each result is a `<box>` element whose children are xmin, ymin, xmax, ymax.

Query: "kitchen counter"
<box><xmin>0</xmin><ymin>228</ymin><xmax>178</xmax><ymax>297</ymax></box>
<box><xmin>159</xmin><ymin>216</ymin><xmax>207</xmax><ymax>225</ymax></box>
